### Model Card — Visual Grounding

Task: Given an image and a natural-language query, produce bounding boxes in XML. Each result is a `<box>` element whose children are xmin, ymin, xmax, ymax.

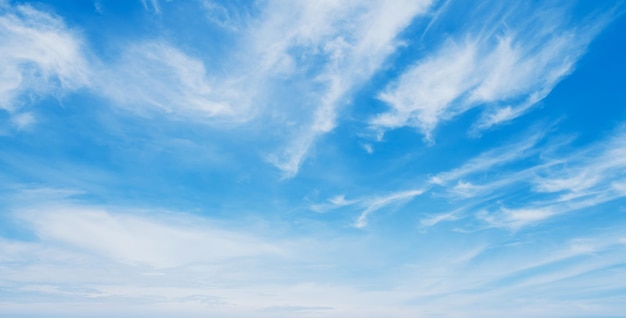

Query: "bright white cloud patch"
<box><xmin>371</xmin><ymin>3</ymin><xmax>606</xmax><ymax>139</ymax></box>
<box><xmin>0</xmin><ymin>3</ymin><xmax>90</xmax><ymax>111</ymax></box>
<box><xmin>0</xmin><ymin>3</ymin><xmax>250</xmax><ymax>127</ymax></box>
<box><xmin>259</xmin><ymin>0</ymin><xmax>433</xmax><ymax>177</ymax></box>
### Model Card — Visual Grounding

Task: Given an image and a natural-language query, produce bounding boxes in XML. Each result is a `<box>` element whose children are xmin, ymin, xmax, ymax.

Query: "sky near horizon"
<box><xmin>1</xmin><ymin>0</ymin><xmax>626</xmax><ymax>317</ymax></box>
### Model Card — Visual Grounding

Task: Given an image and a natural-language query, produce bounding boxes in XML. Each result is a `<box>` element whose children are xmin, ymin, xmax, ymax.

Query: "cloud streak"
<box><xmin>0</xmin><ymin>3</ymin><xmax>255</xmax><ymax>129</ymax></box>
<box><xmin>18</xmin><ymin>205</ymin><xmax>280</xmax><ymax>268</ymax></box>
<box><xmin>0</xmin><ymin>3</ymin><xmax>90</xmax><ymax>115</ymax></box>
<box><xmin>258</xmin><ymin>0</ymin><xmax>433</xmax><ymax>177</ymax></box>
<box><xmin>354</xmin><ymin>189</ymin><xmax>425</xmax><ymax>228</ymax></box>
<box><xmin>371</xmin><ymin>2</ymin><xmax>609</xmax><ymax>140</ymax></box>
<box><xmin>308</xmin><ymin>188</ymin><xmax>425</xmax><ymax>228</ymax></box>
<box><xmin>425</xmin><ymin>126</ymin><xmax>626</xmax><ymax>230</ymax></box>
<box><xmin>95</xmin><ymin>41</ymin><xmax>250</xmax><ymax>122</ymax></box>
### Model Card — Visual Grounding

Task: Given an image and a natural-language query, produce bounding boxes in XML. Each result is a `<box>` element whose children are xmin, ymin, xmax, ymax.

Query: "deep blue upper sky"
<box><xmin>1</xmin><ymin>0</ymin><xmax>626</xmax><ymax>317</ymax></box>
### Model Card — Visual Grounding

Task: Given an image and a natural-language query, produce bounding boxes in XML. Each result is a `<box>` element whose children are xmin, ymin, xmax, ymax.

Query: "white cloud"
<box><xmin>0</xmin><ymin>3</ymin><xmax>90</xmax><ymax>112</ymax></box>
<box><xmin>374</xmin><ymin>38</ymin><xmax>478</xmax><ymax>139</ymax></box>
<box><xmin>0</xmin><ymin>3</ymin><xmax>257</xmax><ymax>130</ymax></box>
<box><xmin>430</xmin><ymin>131</ymin><xmax>544</xmax><ymax>186</ymax></box>
<box><xmin>533</xmin><ymin>172</ymin><xmax>601</xmax><ymax>194</ymax></box>
<box><xmin>2</xmin><ymin>0</ymin><xmax>431</xmax><ymax>176</ymax></box>
<box><xmin>477</xmin><ymin>207</ymin><xmax>556</xmax><ymax>230</ymax></box>
<box><xmin>452</xmin><ymin>128</ymin><xmax>626</xmax><ymax>229</ymax></box>
<box><xmin>308</xmin><ymin>188</ymin><xmax>425</xmax><ymax>227</ymax></box>
<box><xmin>419</xmin><ymin>209</ymin><xmax>462</xmax><ymax>228</ymax></box>
<box><xmin>0</xmin><ymin>196</ymin><xmax>443</xmax><ymax>316</ymax></box>
<box><xmin>308</xmin><ymin>194</ymin><xmax>359</xmax><ymax>213</ymax></box>
<box><xmin>613</xmin><ymin>181</ymin><xmax>626</xmax><ymax>195</ymax></box>
<box><xmin>347</xmin><ymin>126</ymin><xmax>626</xmax><ymax>231</ymax></box>
<box><xmin>477</xmin><ymin>183</ymin><xmax>625</xmax><ymax>230</ymax></box>
<box><xmin>96</xmin><ymin>41</ymin><xmax>248</xmax><ymax>122</ymax></box>
<box><xmin>18</xmin><ymin>204</ymin><xmax>280</xmax><ymax>268</ymax></box>
<box><xmin>531</xmin><ymin>129</ymin><xmax>626</xmax><ymax>198</ymax></box>
<box><xmin>1</xmin><ymin>1</ymin><xmax>434</xmax><ymax>177</ymax></box>
<box><xmin>2</xmin><ymin>196</ymin><xmax>626</xmax><ymax>317</ymax></box>
<box><xmin>398</xmin><ymin>119</ymin><xmax>626</xmax><ymax>232</ymax></box>
<box><xmin>328</xmin><ymin>194</ymin><xmax>356</xmax><ymax>206</ymax></box>
<box><xmin>371</xmin><ymin>3</ymin><xmax>606</xmax><ymax>139</ymax></box>
<box><xmin>257</xmin><ymin>0</ymin><xmax>433</xmax><ymax>177</ymax></box>
<box><xmin>354</xmin><ymin>189</ymin><xmax>424</xmax><ymax>228</ymax></box>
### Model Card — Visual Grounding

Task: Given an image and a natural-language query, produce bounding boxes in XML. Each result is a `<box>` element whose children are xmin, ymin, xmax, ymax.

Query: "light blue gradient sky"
<box><xmin>1</xmin><ymin>0</ymin><xmax>626</xmax><ymax>317</ymax></box>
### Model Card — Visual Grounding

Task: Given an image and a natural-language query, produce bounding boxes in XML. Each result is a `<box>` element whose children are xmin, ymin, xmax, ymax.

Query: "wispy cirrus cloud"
<box><xmin>354</xmin><ymin>189</ymin><xmax>425</xmax><ymax>228</ymax></box>
<box><xmin>308</xmin><ymin>188</ymin><xmax>425</xmax><ymax>228</ymax></box>
<box><xmin>371</xmin><ymin>2</ymin><xmax>610</xmax><ymax>140</ymax></box>
<box><xmin>95</xmin><ymin>41</ymin><xmax>251</xmax><ymax>123</ymax></box>
<box><xmin>429</xmin><ymin>130</ymin><xmax>546</xmax><ymax>186</ymax></box>
<box><xmin>1</xmin><ymin>0</ymin><xmax>436</xmax><ymax>178</ymax></box>
<box><xmin>0</xmin><ymin>2</ymin><xmax>90</xmax><ymax>128</ymax></box>
<box><xmin>308</xmin><ymin>194</ymin><xmax>360</xmax><ymax>213</ymax></box>
<box><xmin>256</xmin><ymin>0</ymin><xmax>433</xmax><ymax>177</ymax></box>
<box><xmin>310</xmin><ymin>124</ymin><xmax>626</xmax><ymax>231</ymax></box>
<box><xmin>495</xmin><ymin>135</ymin><xmax>626</xmax><ymax>229</ymax></box>
<box><xmin>0</xmin><ymin>3</ymin><xmax>254</xmax><ymax>129</ymax></box>
<box><xmin>424</xmin><ymin>125</ymin><xmax>626</xmax><ymax>230</ymax></box>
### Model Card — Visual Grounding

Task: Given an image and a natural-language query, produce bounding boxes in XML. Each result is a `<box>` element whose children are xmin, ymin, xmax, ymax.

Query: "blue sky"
<box><xmin>1</xmin><ymin>0</ymin><xmax>626</xmax><ymax>317</ymax></box>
